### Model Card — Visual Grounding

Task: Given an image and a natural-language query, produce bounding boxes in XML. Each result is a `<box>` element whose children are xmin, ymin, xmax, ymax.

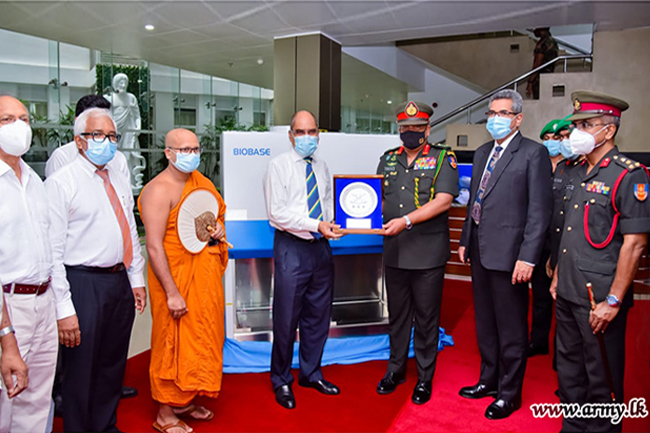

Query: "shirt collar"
<box><xmin>290</xmin><ymin>146</ymin><xmax>318</xmax><ymax>163</ymax></box>
<box><xmin>0</xmin><ymin>157</ymin><xmax>33</xmax><ymax>186</ymax></box>
<box><xmin>75</xmin><ymin>153</ymin><xmax>102</xmax><ymax>178</ymax></box>
<box><xmin>0</xmin><ymin>158</ymin><xmax>10</xmax><ymax>178</ymax></box>
<box><xmin>493</xmin><ymin>130</ymin><xmax>519</xmax><ymax>152</ymax></box>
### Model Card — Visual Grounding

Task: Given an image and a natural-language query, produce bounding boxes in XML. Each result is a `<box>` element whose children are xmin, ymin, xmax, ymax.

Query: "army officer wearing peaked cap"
<box><xmin>551</xmin><ymin>90</ymin><xmax>650</xmax><ymax>432</ymax></box>
<box><xmin>375</xmin><ymin>101</ymin><xmax>459</xmax><ymax>405</ymax></box>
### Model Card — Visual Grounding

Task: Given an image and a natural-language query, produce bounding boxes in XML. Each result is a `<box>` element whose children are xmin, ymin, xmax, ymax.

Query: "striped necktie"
<box><xmin>305</xmin><ymin>157</ymin><xmax>323</xmax><ymax>239</ymax></box>
<box><xmin>96</xmin><ymin>169</ymin><xmax>133</xmax><ymax>268</ymax></box>
<box><xmin>471</xmin><ymin>145</ymin><xmax>502</xmax><ymax>225</ymax></box>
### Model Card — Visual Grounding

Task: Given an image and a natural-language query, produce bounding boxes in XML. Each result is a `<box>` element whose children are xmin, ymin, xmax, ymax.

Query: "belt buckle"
<box><xmin>10</xmin><ymin>282</ymin><xmax>15</xmax><ymax>296</ymax></box>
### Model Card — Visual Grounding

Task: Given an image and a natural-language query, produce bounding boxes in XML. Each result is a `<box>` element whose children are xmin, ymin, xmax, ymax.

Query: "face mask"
<box><xmin>83</xmin><ymin>137</ymin><xmax>117</xmax><ymax>166</ymax></box>
<box><xmin>172</xmin><ymin>151</ymin><xmax>201</xmax><ymax>173</ymax></box>
<box><xmin>559</xmin><ymin>139</ymin><xmax>578</xmax><ymax>160</ymax></box>
<box><xmin>294</xmin><ymin>135</ymin><xmax>318</xmax><ymax>158</ymax></box>
<box><xmin>569</xmin><ymin>126</ymin><xmax>608</xmax><ymax>156</ymax></box>
<box><xmin>543</xmin><ymin>139</ymin><xmax>561</xmax><ymax>157</ymax></box>
<box><xmin>400</xmin><ymin>131</ymin><xmax>427</xmax><ymax>149</ymax></box>
<box><xmin>486</xmin><ymin>116</ymin><xmax>513</xmax><ymax>140</ymax></box>
<box><xmin>0</xmin><ymin>119</ymin><xmax>32</xmax><ymax>156</ymax></box>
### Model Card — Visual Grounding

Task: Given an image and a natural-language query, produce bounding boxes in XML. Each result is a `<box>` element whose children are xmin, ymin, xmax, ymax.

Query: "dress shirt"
<box><xmin>45</xmin><ymin>154</ymin><xmax>145</xmax><ymax>320</ymax></box>
<box><xmin>45</xmin><ymin>141</ymin><xmax>130</xmax><ymax>181</ymax></box>
<box><xmin>0</xmin><ymin>158</ymin><xmax>52</xmax><ymax>286</ymax></box>
<box><xmin>263</xmin><ymin>147</ymin><xmax>333</xmax><ymax>240</ymax></box>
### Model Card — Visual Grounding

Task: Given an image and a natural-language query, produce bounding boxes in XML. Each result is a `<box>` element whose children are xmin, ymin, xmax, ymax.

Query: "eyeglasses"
<box><xmin>291</xmin><ymin>128</ymin><xmax>319</xmax><ymax>137</ymax></box>
<box><xmin>398</xmin><ymin>125</ymin><xmax>428</xmax><ymax>132</ymax></box>
<box><xmin>573</xmin><ymin>121</ymin><xmax>608</xmax><ymax>131</ymax></box>
<box><xmin>167</xmin><ymin>146</ymin><xmax>202</xmax><ymax>155</ymax></box>
<box><xmin>0</xmin><ymin>114</ymin><xmax>31</xmax><ymax>125</ymax></box>
<box><xmin>485</xmin><ymin>110</ymin><xmax>519</xmax><ymax>118</ymax></box>
<box><xmin>80</xmin><ymin>132</ymin><xmax>121</xmax><ymax>144</ymax></box>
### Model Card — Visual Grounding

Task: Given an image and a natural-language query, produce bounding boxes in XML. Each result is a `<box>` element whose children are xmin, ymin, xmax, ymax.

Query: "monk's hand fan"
<box><xmin>177</xmin><ymin>189</ymin><xmax>220</xmax><ymax>254</ymax></box>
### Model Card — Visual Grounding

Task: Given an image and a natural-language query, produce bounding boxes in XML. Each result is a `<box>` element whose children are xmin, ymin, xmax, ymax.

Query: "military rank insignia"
<box><xmin>634</xmin><ymin>183</ymin><xmax>648</xmax><ymax>201</ymax></box>
<box><xmin>574</xmin><ymin>98</ymin><xmax>581</xmax><ymax>111</ymax></box>
<box><xmin>449</xmin><ymin>154</ymin><xmax>457</xmax><ymax>169</ymax></box>
<box><xmin>586</xmin><ymin>181</ymin><xmax>610</xmax><ymax>195</ymax></box>
<box><xmin>414</xmin><ymin>157</ymin><xmax>437</xmax><ymax>170</ymax></box>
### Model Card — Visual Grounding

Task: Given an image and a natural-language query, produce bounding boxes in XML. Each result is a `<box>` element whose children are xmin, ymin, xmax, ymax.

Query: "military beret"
<box><xmin>567</xmin><ymin>90</ymin><xmax>629</xmax><ymax>121</ymax></box>
<box><xmin>395</xmin><ymin>101</ymin><xmax>433</xmax><ymax>125</ymax></box>
<box><xmin>539</xmin><ymin>118</ymin><xmax>572</xmax><ymax>139</ymax></box>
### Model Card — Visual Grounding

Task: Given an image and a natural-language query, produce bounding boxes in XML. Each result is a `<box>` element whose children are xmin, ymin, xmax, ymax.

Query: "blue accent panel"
<box><xmin>225</xmin><ymin>220</ymin><xmax>383</xmax><ymax>259</ymax></box>
<box><xmin>223</xmin><ymin>328</ymin><xmax>454</xmax><ymax>373</ymax></box>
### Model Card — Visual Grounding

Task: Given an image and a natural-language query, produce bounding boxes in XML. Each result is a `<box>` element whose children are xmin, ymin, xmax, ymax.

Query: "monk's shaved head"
<box><xmin>165</xmin><ymin>128</ymin><xmax>199</xmax><ymax>149</ymax></box>
<box><xmin>0</xmin><ymin>96</ymin><xmax>29</xmax><ymax>123</ymax></box>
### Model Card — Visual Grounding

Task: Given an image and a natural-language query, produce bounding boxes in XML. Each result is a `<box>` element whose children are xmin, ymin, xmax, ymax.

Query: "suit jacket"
<box><xmin>459</xmin><ymin>132</ymin><xmax>553</xmax><ymax>272</ymax></box>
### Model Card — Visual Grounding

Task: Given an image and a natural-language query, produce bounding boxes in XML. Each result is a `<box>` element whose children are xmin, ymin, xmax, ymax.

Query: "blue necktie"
<box><xmin>305</xmin><ymin>157</ymin><xmax>323</xmax><ymax>239</ymax></box>
<box><xmin>471</xmin><ymin>146</ymin><xmax>502</xmax><ymax>224</ymax></box>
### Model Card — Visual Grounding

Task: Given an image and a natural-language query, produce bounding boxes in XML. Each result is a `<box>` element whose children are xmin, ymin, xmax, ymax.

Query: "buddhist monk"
<box><xmin>138</xmin><ymin>128</ymin><xmax>228</xmax><ymax>433</ymax></box>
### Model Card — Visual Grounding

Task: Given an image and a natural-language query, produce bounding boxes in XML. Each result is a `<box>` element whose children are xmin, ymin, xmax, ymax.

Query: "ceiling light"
<box><xmin>257</xmin><ymin>58</ymin><xmax>264</xmax><ymax>65</ymax></box>
<box><xmin>145</xmin><ymin>24</ymin><xmax>155</xmax><ymax>31</ymax></box>
<box><xmin>387</xmin><ymin>100</ymin><xmax>392</xmax><ymax>104</ymax></box>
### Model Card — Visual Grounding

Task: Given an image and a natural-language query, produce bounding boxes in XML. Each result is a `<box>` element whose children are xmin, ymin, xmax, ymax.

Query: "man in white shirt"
<box><xmin>0</xmin><ymin>95</ymin><xmax>58</xmax><ymax>433</ymax></box>
<box><xmin>45</xmin><ymin>108</ymin><xmax>146</xmax><ymax>432</ymax></box>
<box><xmin>45</xmin><ymin>94</ymin><xmax>130</xmax><ymax>181</ymax></box>
<box><xmin>263</xmin><ymin>110</ymin><xmax>342</xmax><ymax>410</ymax></box>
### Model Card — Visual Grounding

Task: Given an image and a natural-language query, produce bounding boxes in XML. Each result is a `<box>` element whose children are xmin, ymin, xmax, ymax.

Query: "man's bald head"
<box><xmin>0</xmin><ymin>96</ymin><xmax>30</xmax><ymax>125</ymax></box>
<box><xmin>165</xmin><ymin>128</ymin><xmax>199</xmax><ymax>149</ymax></box>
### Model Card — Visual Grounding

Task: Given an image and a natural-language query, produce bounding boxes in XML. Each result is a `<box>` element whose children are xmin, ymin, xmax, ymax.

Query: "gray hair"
<box><xmin>74</xmin><ymin>108</ymin><xmax>117</xmax><ymax>137</ymax></box>
<box><xmin>601</xmin><ymin>114</ymin><xmax>621</xmax><ymax>137</ymax></box>
<box><xmin>489</xmin><ymin>89</ymin><xmax>523</xmax><ymax>114</ymax></box>
<box><xmin>290</xmin><ymin>110</ymin><xmax>319</xmax><ymax>130</ymax></box>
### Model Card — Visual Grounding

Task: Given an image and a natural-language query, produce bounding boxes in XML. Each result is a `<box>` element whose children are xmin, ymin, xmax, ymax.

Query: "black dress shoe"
<box><xmin>120</xmin><ymin>386</ymin><xmax>138</xmax><ymax>399</ymax></box>
<box><xmin>527</xmin><ymin>343</ymin><xmax>550</xmax><ymax>357</ymax></box>
<box><xmin>459</xmin><ymin>383</ymin><xmax>498</xmax><ymax>399</ymax></box>
<box><xmin>298</xmin><ymin>379</ymin><xmax>340</xmax><ymax>395</ymax></box>
<box><xmin>376</xmin><ymin>372</ymin><xmax>405</xmax><ymax>395</ymax></box>
<box><xmin>275</xmin><ymin>384</ymin><xmax>296</xmax><ymax>409</ymax></box>
<box><xmin>485</xmin><ymin>398</ymin><xmax>522</xmax><ymax>420</ymax></box>
<box><xmin>411</xmin><ymin>381</ymin><xmax>432</xmax><ymax>405</ymax></box>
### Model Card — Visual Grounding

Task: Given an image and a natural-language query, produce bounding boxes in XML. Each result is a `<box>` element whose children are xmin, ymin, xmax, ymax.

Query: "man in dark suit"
<box><xmin>457</xmin><ymin>89</ymin><xmax>553</xmax><ymax>419</ymax></box>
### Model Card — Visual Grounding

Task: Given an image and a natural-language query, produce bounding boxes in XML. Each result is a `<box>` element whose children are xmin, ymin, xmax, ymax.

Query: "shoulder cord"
<box><xmin>414</xmin><ymin>149</ymin><xmax>447</xmax><ymax>209</ymax></box>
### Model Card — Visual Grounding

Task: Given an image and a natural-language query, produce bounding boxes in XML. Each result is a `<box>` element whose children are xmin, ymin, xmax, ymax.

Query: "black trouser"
<box><xmin>270</xmin><ymin>231</ymin><xmax>334</xmax><ymax>390</ymax></box>
<box><xmin>469</xmin><ymin>226</ymin><xmax>529</xmax><ymax>402</ymax></box>
<box><xmin>384</xmin><ymin>265</ymin><xmax>445</xmax><ymax>382</ymax></box>
<box><xmin>556</xmin><ymin>296</ymin><xmax>629</xmax><ymax>433</ymax></box>
<box><xmin>530</xmin><ymin>248</ymin><xmax>553</xmax><ymax>349</ymax></box>
<box><xmin>62</xmin><ymin>266</ymin><xmax>135</xmax><ymax>432</ymax></box>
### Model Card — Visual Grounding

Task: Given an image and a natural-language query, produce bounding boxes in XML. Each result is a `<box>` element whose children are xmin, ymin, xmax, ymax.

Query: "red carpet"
<box><xmin>53</xmin><ymin>280</ymin><xmax>649</xmax><ymax>432</ymax></box>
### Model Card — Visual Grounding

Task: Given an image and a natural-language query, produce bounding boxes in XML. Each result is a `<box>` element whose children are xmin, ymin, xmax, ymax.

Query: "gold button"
<box><xmin>385</xmin><ymin>181</ymin><xmax>389</xmax><ymax>186</ymax></box>
<box><xmin>405</xmin><ymin>169</ymin><xmax>409</xmax><ymax>173</ymax></box>
<box><xmin>401</xmin><ymin>186</ymin><xmax>405</xmax><ymax>190</ymax></box>
<box><xmin>399</xmin><ymin>204</ymin><xmax>403</xmax><ymax>208</ymax></box>
<box><xmin>581</xmin><ymin>182</ymin><xmax>585</xmax><ymax>187</ymax></box>
<box><xmin>567</xmin><ymin>226</ymin><xmax>572</xmax><ymax>231</ymax></box>
<box><xmin>574</xmin><ymin>204</ymin><xmax>579</xmax><ymax>209</ymax></box>
<box><xmin>590</xmin><ymin>198</ymin><xmax>595</xmax><ymax>204</ymax></box>
<box><xmin>614</xmin><ymin>155</ymin><xmax>619</xmax><ymax>160</ymax></box>
<box><xmin>563</xmin><ymin>249</ymin><xmax>567</xmax><ymax>254</ymax></box>
<box><xmin>635</xmin><ymin>162</ymin><xmax>640</xmax><ymax>166</ymax></box>
<box><xmin>556</xmin><ymin>228</ymin><xmax>560</xmax><ymax>232</ymax></box>
<box><xmin>563</xmin><ymin>196</ymin><xmax>567</xmax><ymax>201</ymax></box>
<box><xmin>560</xmin><ymin>210</ymin><xmax>564</xmax><ymax>215</ymax></box>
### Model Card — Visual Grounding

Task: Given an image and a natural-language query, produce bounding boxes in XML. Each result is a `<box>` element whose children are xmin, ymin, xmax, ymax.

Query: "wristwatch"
<box><xmin>403</xmin><ymin>215</ymin><xmax>413</xmax><ymax>230</ymax></box>
<box><xmin>0</xmin><ymin>325</ymin><xmax>16</xmax><ymax>338</ymax></box>
<box><xmin>606</xmin><ymin>294</ymin><xmax>621</xmax><ymax>307</ymax></box>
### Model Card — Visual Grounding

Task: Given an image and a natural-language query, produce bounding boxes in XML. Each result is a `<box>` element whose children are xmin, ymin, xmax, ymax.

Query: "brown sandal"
<box><xmin>173</xmin><ymin>404</ymin><xmax>214</xmax><ymax>421</ymax></box>
<box><xmin>153</xmin><ymin>420</ymin><xmax>193</xmax><ymax>433</ymax></box>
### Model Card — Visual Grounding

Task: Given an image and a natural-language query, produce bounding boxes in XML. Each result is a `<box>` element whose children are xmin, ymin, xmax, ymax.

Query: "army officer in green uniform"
<box><xmin>551</xmin><ymin>91</ymin><xmax>650</xmax><ymax>432</ymax></box>
<box><xmin>375</xmin><ymin>101</ymin><xmax>459</xmax><ymax>405</ymax></box>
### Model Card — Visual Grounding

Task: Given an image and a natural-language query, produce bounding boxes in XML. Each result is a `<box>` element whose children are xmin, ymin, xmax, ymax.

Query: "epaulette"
<box><xmin>383</xmin><ymin>146</ymin><xmax>401</xmax><ymax>155</ymax></box>
<box><xmin>432</xmin><ymin>143</ymin><xmax>452</xmax><ymax>150</ymax></box>
<box><xmin>612</xmin><ymin>154</ymin><xmax>642</xmax><ymax>172</ymax></box>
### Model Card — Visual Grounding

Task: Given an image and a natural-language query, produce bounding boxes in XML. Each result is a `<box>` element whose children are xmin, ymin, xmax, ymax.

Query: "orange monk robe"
<box><xmin>138</xmin><ymin>171</ymin><xmax>228</xmax><ymax>406</ymax></box>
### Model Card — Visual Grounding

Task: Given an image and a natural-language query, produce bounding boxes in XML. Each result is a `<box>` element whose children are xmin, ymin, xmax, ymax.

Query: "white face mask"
<box><xmin>569</xmin><ymin>125</ymin><xmax>608</xmax><ymax>156</ymax></box>
<box><xmin>0</xmin><ymin>119</ymin><xmax>32</xmax><ymax>156</ymax></box>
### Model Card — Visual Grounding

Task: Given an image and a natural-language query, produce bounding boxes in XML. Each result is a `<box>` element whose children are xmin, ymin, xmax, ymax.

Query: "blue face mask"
<box><xmin>559</xmin><ymin>139</ymin><xmax>578</xmax><ymax>160</ymax></box>
<box><xmin>486</xmin><ymin>116</ymin><xmax>513</xmax><ymax>140</ymax></box>
<box><xmin>294</xmin><ymin>135</ymin><xmax>318</xmax><ymax>158</ymax></box>
<box><xmin>543</xmin><ymin>139</ymin><xmax>561</xmax><ymax>157</ymax></box>
<box><xmin>84</xmin><ymin>138</ymin><xmax>117</xmax><ymax>166</ymax></box>
<box><xmin>172</xmin><ymin>152</ymin><xmax>201</xmax><ymax>173</ymax></box>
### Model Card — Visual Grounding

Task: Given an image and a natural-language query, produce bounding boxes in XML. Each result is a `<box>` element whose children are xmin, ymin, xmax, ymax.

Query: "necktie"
<box><xmin>471</xmin><ymin>146</ymin><xmax>503</xmax><ymax>225</ymax></box>
<box><xmin>305</xmin><ymin>157</ymin><xmax>323</xmax><ymax>239</ymax></box>
<box><xmin>96</xmin><ymin>169</ymin><xmax>133</xmax><ymax>268</ymax></box>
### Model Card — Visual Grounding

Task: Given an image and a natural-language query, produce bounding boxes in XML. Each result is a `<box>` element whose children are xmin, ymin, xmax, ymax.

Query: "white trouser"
<box><xmin>0</xmin><ymin>288</ymin><xmax>58</xmax><ymax>433</ymax></box>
